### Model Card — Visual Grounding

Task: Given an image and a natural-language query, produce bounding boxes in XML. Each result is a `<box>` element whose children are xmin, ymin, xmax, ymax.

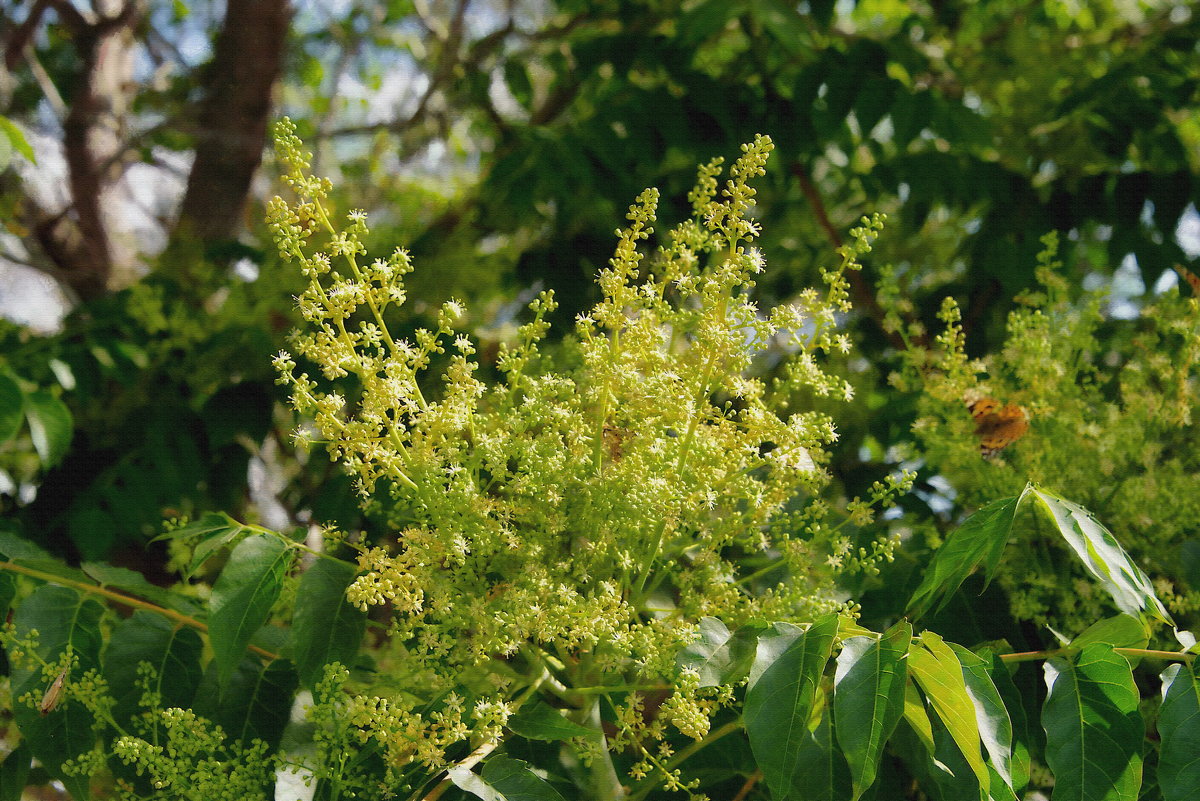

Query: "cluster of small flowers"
<box><xmin>111</xmin><ymin>709</ymin><xmax>275</xmax><ymax>801</ymax></box>
<box><xmin>268</xmin><ymin>121</ymin><xmax>906</xmax><ymax>769</ymax></box>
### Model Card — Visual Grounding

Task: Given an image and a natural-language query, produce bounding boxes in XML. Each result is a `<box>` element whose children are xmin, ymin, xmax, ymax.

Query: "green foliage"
<box><xmin>3</xmin><ymin>120</ymin><xmax>1200</xmax><ymax>801</ymax></box>
<box><xmin>898</xmin><ymin>233</ymin><xmax>1200</xmax><ymax>633</ymax></box>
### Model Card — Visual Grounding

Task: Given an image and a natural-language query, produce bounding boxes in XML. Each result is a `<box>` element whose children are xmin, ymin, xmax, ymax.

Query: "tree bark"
<box><xmin>173</xmin><ymin>0</ymin><xmax>291</xmax><ymax>249</ymax></box>
<box><xmin>56</xmin><ymin>0</ymin><xmax>143</xmax><ymax>299</ymax></box>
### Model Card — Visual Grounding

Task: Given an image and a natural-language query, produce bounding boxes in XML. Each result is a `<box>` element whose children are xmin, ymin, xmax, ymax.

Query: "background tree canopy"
<box><xmin>1</xmin><ymin>3</ymin><xmax>1200</xmax><ymax>797</ymax></box>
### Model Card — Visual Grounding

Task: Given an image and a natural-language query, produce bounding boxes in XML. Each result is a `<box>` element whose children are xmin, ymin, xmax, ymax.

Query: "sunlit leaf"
<box><xmin>908</xmin><ymin>632</ymin><xmax>989</xmax><ymax>793</ymax></box>
<box><xmin>507</xmin><ymin>701</ymin><xmax>599</xmax><ymax>742</ymax></box>
<box><xmin>1042</xmin><ymin>643</ymin><xmax>1142</xmax><ymax>801</ymax></box>
<box><xmin>1029</xmin><ymin>486</ymin><xmax>1173</xmax><ymax>626</ymax></box>
<box><xmin>481</xmin><ymin>756</ymin><xmax>569</xmax><ymax>801</ymax></box>
<box><xmin>833</xmin><ymin>619</ymin><xmax>911</xmax><ymax>799</ymax></box>
<box><xmin>907</xmin><ymin>496</ymin><xmax>1021</xmax><ymax>620</ymax></box>
<box><xmin>1069</xmin><ymin>614</ymin><xmax>1150</xmax><ymax>652</ymax></box>
<box><xmin>949</xmin><ymin>644</ymin><xmax>1014</xmax><ymax>794</ymax></box>
<box><xmin>745</xmin><ymin>614</ymin><xmax>839</xmax><ymax>800</ymax></box>
<box><xmin>678</xmin><ymin>617</ymin><xmax>764</xmax><ymax>687</ymax></box>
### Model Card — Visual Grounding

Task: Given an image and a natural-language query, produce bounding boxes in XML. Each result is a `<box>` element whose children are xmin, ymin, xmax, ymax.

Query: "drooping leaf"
<box><xmin>0</xmin><ymin>742</ymin><xmax>31</xmax><ymax>801</ymax></box>
<box><xmin>1028</xmin><ymin>486</ymin><xmax>1173</xmax><ymax>626</ymax></box>
<box><xmin>507</xmin><ymin>702</ymin><xmax>600</xmax><ymax>742</ymax></box>
<box><xmin>0</xmin><ymin>372</ymin><xmax>23</xmax><ymax>443</ymax></box>
<box><xmin>902</xmin><ymin>679</ymin><xmax>937</xmax><ymax>756</ymax></box>
<box><xmin>988</xmin><ymin>655</ymin><xmax>1032</xmax><ymax>792</ymax></box>
<box><xmin>1158</xmin><ymin>662</ymin><xmax>1200</xmax><ymax>801</ymax></box>
<box><xmin>907</xmin><ymin>632</ymin><xmax>989</xmax><ymax>793</ymax></box>
<box><xmin>745</xmin><ymin>614</ymin><xmax>839</xmax><ymax>800</ymax></box>
<box><xmin>1042</xmin><ymin>643</ymin><xmax>1142</xmax><ymax>801</ymax></box>
<box><xmin>104</xmin><ymin>611</ymin><xmax>204</xmax><ymax>732</ymax></box>
<box><xmin>7</xmin><ymin>586</ymin><xmax>104</xmax><ymax>800</ymax></box>
<box><xmin>677</xmin><ymin>617</ymin><xmax>764</xmax><ymax>687</ymax></box>
<box><xmin>833</xmin><ymin>619</ymin><xmax>911</xmax><ymax>799</ymax></box>
<box><xmin>948</xmin><ymin>644</ymin><xmax>1015</xmax><ymax>794</ymax></box>
<box><xmin>23</xmin><ymin>390</ymin><xmax>72</xmax><ymax>467</ymax></box>
<box><xmin>907</xmin><ymin>496</ymin><xmax>1021</xmax><ymax>620</ymax></box>
<box><xmin>790</xmin><ymin>691</ymin><xmax>852</xmax><ymax>801</ymax></box>
<box><xmin>208</xmin><ymin>533</ymin><xmax>293</xmax><ymax>687</ymax></box>
<box><xmin>481</xmin><ymin>756</ymin><xmax>569</xmax><ymax>801</ymax></box>
<box><xmin>291</xmin><ymin>556</ymin><xmax>367</xmax><ymax>690</ymax></box>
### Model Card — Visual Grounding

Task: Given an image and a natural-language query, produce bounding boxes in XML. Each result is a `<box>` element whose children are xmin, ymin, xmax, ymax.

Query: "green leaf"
<box><xmin>833</xmin><ymin>619</ymin><xmax>911</xmax><ymax>799</ymax></box>
<box><xmin>907</xmin><ymin>632</ymin><xmax>989</xmax><ymax>794</ymax></box>
<box><xmin>155</xmin><ymin>512</ymin><xmax>252</xmax><ymax>577</ymax></box>
<box><xmin>507</xmin><ymin>701</ymin><xmax>599</xmax><ymax>742</ymax></box>
<box><xmin>0</xmin><ymin>372</ymin><xmax>22</xmax><ymax>443</ymax></box>
<box><xmin>907</xmin><ymin>496</ymin><xmax>1020</xmax><ymax>620</ymax></box>
<box><xmin>790</xmin><ymin>692</ymin><xmax>852</xmax><ymax>801</ymax></box>
<box><xmin>0</xmin><ymin>116</ymin><xmax>35</xmax><ymax>163</ymax></box>
<box><xmin>1158</xmin><ymin>662</ymin><xmax>1200</xmax><ymax>801</ymax></box>
<box><xmin>504</xmin><ymin>62</ymin><xmax>534</xmax><ymax>111</ymax></box>
<box><xmin>0</xmin><ymin>530</ymin><xmax>92</xmax><ymax>586</ymax></box>
<box><xmin>745</xmin><ymin>614</ymin><xmax>839</xmax><ymax>800</ymax></box>
<box><xmin>23</xmin><ymin>390</ymin><xmax>72</xmax><ymax>467</ymax></box>
<box><xmin>104</xmin><ymin>611</ymin><xmax>204</xmax><ymax>732</ymax></box>
<box><xmin>195</xmin><ymin>657</ymin><xmax>298</xmax><ymax>751</ymax></box>
<box><xmin>0</xmin><ymin>742</ymin><xmax>31</xmax><ymax>801</ymax></box>
<box><xmin>481</xmin><ymin>756</ymin><xmax>569</xmax><ymax>801</ymax></box>
<box><xmin>949</xmin><ymin>644</ymin><xmax>1015</xmax><ymax>794</ymax></box>
<box><xmin>82</xmin><ymin>562</ymin><xmax>200</xmax><ymax>613</ymax></box>
<box><xmin>677</xmin><ymin>617</ymin><xmax>764</xmax><ymax>687</ymax></box>
<box><xmin>988</xmin><ymin>655</ymin><xmax>1031</xmax><ymax>792</ymax></box>
<box><xmin>7</xmin><ymin>586</ymin><xmax>104</xmax><ymax>800</ymax></box>
<box><xmin>1028</xmin><ymin>487</ymin><xmax>1174</xmax><ymax>626</ymax></box>
<box><xmin>902</xmin><ymin>679</ymin><xmax>937</xmax><ymax>756</ymax></box>
<box><xmin>1070</xmin><ymin>615</ymin><xmax>1150</xmax><ymax>652</ymax></box>
<box><xmin>855</xmin><ymin>76</ymin><xmax>898</xmax><ymax>136</ymax></box>
<box><xmin>448</xmin><ymin>766</ymin><xmax>504</xmax><ymax>801</ymax></box>
<box><xmin>0</xmin><ymin>571</ymin><xmax>14</xmax><ymax>622</ymax></box>
<box><xmin>1042</xmin><ymin>643</ymin><xmax>1142</xmax><ymax>801</ymax></box>
<box><xmin>292</xmin><ymin>556</ymin><xmax>367</xmax><ymax>690</ymax></box>
<box><xmin>208</xmin><ymin>533</ymin><xmax>293</xmax><ymax>687</ymax></box>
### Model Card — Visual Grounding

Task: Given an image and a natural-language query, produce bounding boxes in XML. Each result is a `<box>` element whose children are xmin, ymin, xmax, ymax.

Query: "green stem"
<box><xmin>0</xmin><ymin>560</ymin><xmax>279</xmax><ymax>661</ymax></box>
<box><xmin>999</xmin><ymin>646</ymin><xmax>1193</xmax><ymax>664</ymax></box>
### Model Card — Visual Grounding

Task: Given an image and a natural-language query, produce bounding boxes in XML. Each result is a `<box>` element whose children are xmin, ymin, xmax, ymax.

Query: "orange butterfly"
<box><xmin>967</xmin><ymin>396</ymin><xmax>1029</xmax><ymax>458</ymax></box>
<box><xmin>1173</xmin><ymin>264</ymin><xmax>1200</xmax><ymax>295</ymax></box>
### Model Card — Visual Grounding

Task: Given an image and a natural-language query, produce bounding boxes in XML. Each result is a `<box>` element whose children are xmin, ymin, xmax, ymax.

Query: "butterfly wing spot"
<box><xmin>967</xmin><ymin>397</ymin><xmax>1029</xmax><ymax>457</ymax></box>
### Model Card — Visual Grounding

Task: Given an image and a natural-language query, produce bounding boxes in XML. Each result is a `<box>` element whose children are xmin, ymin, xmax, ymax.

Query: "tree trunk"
<box><xmin>172</xmin><ymin>0</ymin><xmax>292</xmax><ymax>251</ymax></box>
<box><xmin>56</xmin><ymin>0</ymin><xmax>143</xmax><ymax>299</ymax></box>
